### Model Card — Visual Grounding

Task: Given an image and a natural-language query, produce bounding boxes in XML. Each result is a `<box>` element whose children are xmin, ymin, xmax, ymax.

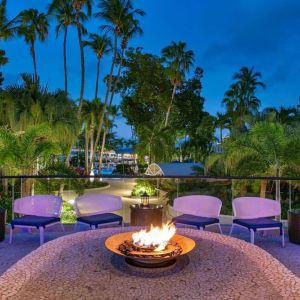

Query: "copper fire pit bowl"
<box><xmin>105</xmin><ymin>232</ymin><xmax>196</xmax><ymax>268</ymax></box>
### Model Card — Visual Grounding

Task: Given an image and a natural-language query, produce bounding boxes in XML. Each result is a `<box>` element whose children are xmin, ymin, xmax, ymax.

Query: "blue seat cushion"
<box><xmin>77</xmin><ymin>213</ymin><xmax>122</xmax><ymax>228</ymax></box>
<box><xmin>233</xmin><ymin>217</ymin><xmax>283</xmax><ymax>234</ymax></box>
<box><xmin>11</xmin><ymin>215</ymin><xmax>60</xmax><ymax>229</ymax></box>
<box><xmin>172</xmin><ymin>214</ymin><xmax>219</xmax><ymax>229</ymax></box>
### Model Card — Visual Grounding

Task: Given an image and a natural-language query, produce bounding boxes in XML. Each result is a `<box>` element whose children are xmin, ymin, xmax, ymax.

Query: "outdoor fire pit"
<box><xmin>105</xmin><ymin>223</ymin><xmax>195</xmax><ymax>268</ymax></box>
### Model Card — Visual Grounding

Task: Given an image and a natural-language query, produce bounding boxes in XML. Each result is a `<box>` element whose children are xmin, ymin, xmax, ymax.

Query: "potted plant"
<box><xmin>288</xmin><ymin>209</ymin><xmax>300</xmax><ymax>244</ymax></box>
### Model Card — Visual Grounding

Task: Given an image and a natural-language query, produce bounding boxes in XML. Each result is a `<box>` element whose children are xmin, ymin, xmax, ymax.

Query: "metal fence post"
<box><xmin>275</xmin><ymin>179</ymin><xmax>281</xmax><ymax>202</ymax></box>
<box><xmin>289</xmin><ymin>180</ymin><xmax>292</xmax><ymax>211</ymax></box>
<box><xmin>20</xmin><ymin>178</ymin><xmax>23</xmax><ymax>198</ymax></box>
<box><xmin>176</xmin><ymin>178</ymin><xmax>179</xmax><ymax>198</ymax></box>
<box><xmin>11</xmin><ymin>181</ymin><xmax>15</xmax><ymax>220</ymax></box>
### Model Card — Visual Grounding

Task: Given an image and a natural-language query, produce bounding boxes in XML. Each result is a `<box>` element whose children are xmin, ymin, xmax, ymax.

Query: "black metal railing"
<box><xmin>0</xmin><ymin>175</ymin><xmax>299</xmax><ymax>223</ymax></box>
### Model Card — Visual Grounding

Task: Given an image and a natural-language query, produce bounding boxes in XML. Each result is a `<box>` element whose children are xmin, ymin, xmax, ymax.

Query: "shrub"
<box><xmin>61</xmin><ymin>201</ymin><xmax>76</xmax><ymax>224</ymax></box>
<box><xmin>0</xmin><ymin>193</ymin><xmax>12</xmax><ymax>222</ymax></box>
<box><xmin>131</xmin><ymin>179</ymin><xmax>156</xmax><ymax>196</ymax></box>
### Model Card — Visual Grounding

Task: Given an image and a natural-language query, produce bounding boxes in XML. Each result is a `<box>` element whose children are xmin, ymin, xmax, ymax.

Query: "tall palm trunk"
<box><xmin>89</xmin><ymin>33</ymin><xmax>118</xmax><ymax>173</ymax></box>
<box><xmin>84</xmin><ymin>127</ymin><xmax>89</xmax><ymax>174</ymax></box>
<box><xmin>108</xmin><ymin>50</ymin><xmax>124</xmax><ymax>108</ymax></box>
<box><xmin>89</xmin><ymin>125</ymin><xmax>94</xmax><ymax>167</ymax></box>
<box><xmin>275</xmin><ymin>162</ymin><xmax>281</xmax><ymax>203</ymax></box>
<box><xmin>76</xmin><ymin>19</ymin><xmax>85</xmax><ymax>118</ymax></box>
<box><xmin>98</xmin><ymin>53</ymin><xmax>124</xmax><ymax>167</ymax></box>
<box><xmin>30</xmin><ymin>40</ymin><xmax>38</xmax><ymax>82</ymax></box>
<box><xmin>94</xmin><ymin>58</ymin><xmax>100</xmax><ymax>99</ymax></box>
<box><xmin>63</xmin><ymin>27</ymin><xmax>68</xmax><ymax>94</ymax></box>
<box><xmin>164</xmin><ymin>83</ymin><xmax>177</xmax><ymax>127</ymax></box>
<box><xmin>99</xmin><ymin>129</ymin><xmax>106</xmax><ymax>170</ymax></box>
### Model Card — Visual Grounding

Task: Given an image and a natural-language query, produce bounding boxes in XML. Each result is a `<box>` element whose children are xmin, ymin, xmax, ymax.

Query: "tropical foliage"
<box><xmin>119</xmin><ymin>48</ymin><xmax>214</xmax><ymax>163</ymax></box>
<box><xmin>0</xmin><ymin>0</ymin><xmax>298</xmax><ymax>194</ymax></box>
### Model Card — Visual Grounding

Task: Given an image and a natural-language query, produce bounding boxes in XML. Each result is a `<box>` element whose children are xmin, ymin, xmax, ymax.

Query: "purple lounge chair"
<box><xmin>73</xmin><ymin>194</ymin><xmax>123</xmax><ymax>230</ymax></box>
<box><xmin>172</xmin><ymin>195</ymin><xmax>222</xmax><ymax>233</ymax></box>
<box><xmin>10</xmin><ymin>195</ymin><xmax>63</xmax><ymax>245</ymax></box>
<box><xmin>230</xmin><ymin>197</ymin><xmax>284</xmax><ymax>246</ymax></box>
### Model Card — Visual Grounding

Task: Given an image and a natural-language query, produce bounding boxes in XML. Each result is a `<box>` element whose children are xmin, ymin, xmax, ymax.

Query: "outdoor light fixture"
<box><xmin>140</xmin><ymin>191</ymin><xmax>150</xmax><ymax>206</ymax></box>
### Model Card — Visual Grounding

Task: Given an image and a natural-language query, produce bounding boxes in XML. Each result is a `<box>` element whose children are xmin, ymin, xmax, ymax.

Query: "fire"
<box><xmin>132</xmin><ymin>222</ymin><xmax>176</xmax><ymax>252</ymax></box>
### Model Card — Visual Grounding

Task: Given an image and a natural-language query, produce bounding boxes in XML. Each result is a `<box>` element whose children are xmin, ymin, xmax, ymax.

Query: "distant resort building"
<box><xmin>145</xmin><ymin>162</ymin><xmax>203</xmax><ymax>176</ymax></box>
<box><xmin>115</xmin><ymin>148</ymin><xmax>137</xmax><ymax>163</ymax></box>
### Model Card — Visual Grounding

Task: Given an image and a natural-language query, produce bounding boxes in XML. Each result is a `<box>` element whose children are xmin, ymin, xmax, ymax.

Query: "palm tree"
<box><xmin>16</xmin><ymin>9</ymin><xmax>49</xmax><ymax>82</ymax></box>
<box><xmin>0</xmin><ymin>0</ymin><xmax>17</xmax><ymax>91</ymax></box>
<box><xmin>97</xmin><ymin>16</ymin><xmax>143</xmax><ymax>167</ymax></box>
<box><xmin>0</xmin><ymin>124</ymin><xmax>59</xmax><ymax>195</ymax></box>
<box><xmin>0</xmin><ymin>0</ymin><xmax>17</xmax><ymax>40</ymax></box>
<box><xmin>215</xmin><ymin>112</ymin><xmax>230</xmax><ymax>143</ymax></box>
<box><xmin>98</xmin><ymin>104</ymin><xmax>118</xmax><ymax>169</ymax></box>
<box><xmin>84</xmin><ymin>33</ymin><xmax>112</xmax><ymax>99</ymax></box>
<box><xmin>2</xmin><ymin>73</ymin><xmax>79</xmax><ymax>160</ymax></box>
<box><xmin>48</xmin><ymin>0</ymin><xmax>75</xmax><ymax>94</ymax></box>
<box><xmin>0</xmin><ymin>49</ymin><xmax>7</xmax><ymax>66</ymax></box>
<box><xmin>220</xmin><ymin>122</ymin><xmax>300</xmax><ymax>199</ymax></box>
<box><xmin>136</xmin><ymin>124</ymin><xmax>175</xmax><ymax>163</ymax></box>
<box><xmin>72</xmin><ymin>0</ymin><xmax>92</xmax><ymax>117</ymax></box>
<box><xmin>162</xmin><ymin>41</ymin><xmax>194</xmax><ymax>127</ymax></box>
<box><xmin>108</xmin><ymin>15</ymin><xmax>143</xmax><ymax>110</ymax></box>
<box><xmin>90</xmin><ymin>0</ymin><xmax>145</xmax><ymax>173</ymax></box>
<box><xmin>0</xmin><ymin>49</ymin><xmax>6</xmax><ymax>88</ymax></box>
<box><xmin>223</xmin><ymin>67</ymin><xmax>265</xmax><ymax>130</ymax></box>
<box><xmin>81</xmin><ymin>99</ymin><xmax>103</xmax><ymax>173</ymax></box>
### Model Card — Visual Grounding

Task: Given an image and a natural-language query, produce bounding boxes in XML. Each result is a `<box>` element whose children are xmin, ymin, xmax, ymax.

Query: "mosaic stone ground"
<box><xmin>0</xmin><ymin>227</ymin><xmax>300</xmax><ymax>299</ymax></box>
<box><xmin>1</xmin><ymin>224</ymin><xmax>300</xmax><ymax>278</ymax></box>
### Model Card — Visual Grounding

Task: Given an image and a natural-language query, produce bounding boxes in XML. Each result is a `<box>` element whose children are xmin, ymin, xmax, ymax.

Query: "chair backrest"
<box><xmin>74</xmin><ymin>194</ymin><xmax>122</xmax><ymax>217</ymax></box>
<box><xmin>232</xmin><ymin>197</ymin><xmax>281</xmax><ymax>219</ymax></box>
<box><xmin>173</xmin><ymin>195</ymin><xmax>222</xmax><ymax>218</ymax></box>
<box><xmin>14</xmin><ymin>195</ymin><xmax>63</xmax><ymax>217</ymax></box>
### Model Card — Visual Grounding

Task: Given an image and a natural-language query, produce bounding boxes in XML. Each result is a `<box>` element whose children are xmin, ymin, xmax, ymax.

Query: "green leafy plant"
<box><xmin>131</xmin><ymin>179</ymin><xmax>156</xmax><ymax>196</ymax></box>
<box><xmin>0</xmin><ymin>192</ymin><xmax>12</xmax><ymax>222</ymax></box>
<box><xmin>60</xmin><ymin>201</ymin><xmax>76</xmax><ymax>224</ymax></box>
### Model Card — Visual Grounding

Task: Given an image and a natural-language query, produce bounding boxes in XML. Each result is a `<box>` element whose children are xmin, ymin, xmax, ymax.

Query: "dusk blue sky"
<box><xmin>2</xmin><ymin>0</ymin><xmax>300</xmax><ymax>139</ymax></box>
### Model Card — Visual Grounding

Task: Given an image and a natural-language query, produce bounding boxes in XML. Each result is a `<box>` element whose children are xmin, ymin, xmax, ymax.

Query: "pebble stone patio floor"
<box><xmin>0</xmin><ymin>224</ymin><xmax>300</xmax><ymax>278</ymax></box>
<box><xmin>0</xmin><ymin>227</ymin><xmax>300</xmax><ymax>299</ymax></box>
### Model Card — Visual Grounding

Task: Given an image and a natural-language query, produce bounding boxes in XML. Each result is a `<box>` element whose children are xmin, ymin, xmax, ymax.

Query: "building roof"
<box><xmin>145</xmin><ymin>163</ymin><xmax>203</xmax><ymax>176</ymax></box>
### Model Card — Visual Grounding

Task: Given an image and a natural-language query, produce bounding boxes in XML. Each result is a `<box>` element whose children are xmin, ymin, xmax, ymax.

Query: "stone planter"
<box><xmin>288</xmin><ymin>209</ymin><xmax>300</xmax><ymax>244</ymax></box>
<box><xmin>0</xmin><ymin>208</ymin><xmax>6</xmax><ymax>242</ymax></box>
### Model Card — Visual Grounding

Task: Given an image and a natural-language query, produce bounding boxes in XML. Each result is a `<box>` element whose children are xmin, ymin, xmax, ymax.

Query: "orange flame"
<box><xmin>132</xmin><ymin>222</ymin><xmax>176</xmax><ymax>252</ymax></box>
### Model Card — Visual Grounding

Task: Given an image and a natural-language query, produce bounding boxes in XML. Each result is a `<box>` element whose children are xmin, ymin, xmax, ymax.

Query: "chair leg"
<box><xmin>39</xmin><ymin>227</ymin><xmax>44</xmax><ymax>245</ymax></box>
<box><xmin>9</xmin><ymin>226</ymin><xmax>13</xmax><ymax>244</ymax></box>
<box><xmin>229</xmin><ymin>224</ymin><xmax>235</xmax><ymax>236</ymax></box>
<box><xmin>281</xmin><ymin>228</ymin><xmax>285</xmax><ymax>247</ymax></box>
<box><xmin>199</xmin><ymin>227</ymin><xmax>204</xmax><ymax>231</ymax></box>
<box><xmin>250</xmin><ymin>229</ymin><xmax>255</xmax><ymax>244</ymax></box>
<box><xmin>217</xmin><ymin>223</ymin><xmax>223</xmax><ymax>234</ymax></box>
<box><xmin>60</xmin><ymin>223</ymin><xmax>65</xmax><ymax>232</ymax></box>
